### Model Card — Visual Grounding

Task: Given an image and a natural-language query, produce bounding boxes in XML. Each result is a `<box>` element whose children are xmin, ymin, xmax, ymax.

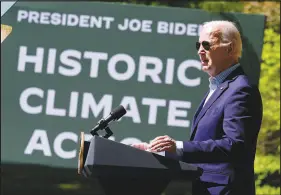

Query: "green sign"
<box><xmin>1</xmin><ymin>2</ymin><xmax>265</xmax><ymax>168</ymax></box>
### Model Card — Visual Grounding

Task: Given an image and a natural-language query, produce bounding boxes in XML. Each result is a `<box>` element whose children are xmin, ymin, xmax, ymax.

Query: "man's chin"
<box><xmin>202</xmin><ymin>66</ymin><xmax>214</xmax><ymax>76</ymax></box>
<box><xmin>201</xmin><ymin>66</ymin><xmax>209</xmax><ymax>72</ymax></box>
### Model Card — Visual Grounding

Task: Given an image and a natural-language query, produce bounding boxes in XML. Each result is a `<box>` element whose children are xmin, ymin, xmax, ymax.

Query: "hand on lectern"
<box><xmin>131</xmin><ymin>142</ymin><xmax>149</xmax><ymax>151</ymax></box>
<box><xmin>149</xmin><ymin>135</ymin><xmax>177</xmax><ymax>153</ymax></box>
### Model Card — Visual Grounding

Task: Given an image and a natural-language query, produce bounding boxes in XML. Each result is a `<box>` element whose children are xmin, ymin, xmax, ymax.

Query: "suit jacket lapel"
<box><xmin>189</xmin><ymin>66</ymin><xmax>245</xmax><ymax>140</ymax></box>
<box><xmin>190</xmin><ymin>91</ymin><xmax>209</xmax><ymax>136</ymax></box>
<box><xmin>190</xmin><ymin>81</ymin><xmax>229</xmax><ymax>140</ymax></box>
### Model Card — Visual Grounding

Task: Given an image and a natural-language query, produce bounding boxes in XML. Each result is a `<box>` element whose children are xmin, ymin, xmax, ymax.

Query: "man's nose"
<box><xmin>197</xmin><ymin>45</ymin><xmax>205</xmax><ymax>55</ymax></box>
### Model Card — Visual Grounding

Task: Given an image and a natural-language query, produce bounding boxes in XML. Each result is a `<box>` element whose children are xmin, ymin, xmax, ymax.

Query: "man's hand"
<box><xmin>149</xmin><ymin>135</ymin><xmax>176</xmax><ymax>153</ymax></box>
<box><xmin>131</xmin><ymin>142</ymin><xmax>149</xmax><ymax>151</ymax></box>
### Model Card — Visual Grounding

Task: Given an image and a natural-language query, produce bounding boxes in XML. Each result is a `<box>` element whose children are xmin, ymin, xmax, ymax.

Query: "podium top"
<box><xmin>81</xmin><ymin>135</ymin><xmax>202</xmax><ymax>180</ymax></box>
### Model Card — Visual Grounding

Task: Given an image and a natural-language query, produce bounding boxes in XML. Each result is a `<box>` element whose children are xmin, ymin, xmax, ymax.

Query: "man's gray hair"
<box><xmin>203</xmin><ymin>20</ymin><xmax>243</xmax><ymax>59</ymax></box>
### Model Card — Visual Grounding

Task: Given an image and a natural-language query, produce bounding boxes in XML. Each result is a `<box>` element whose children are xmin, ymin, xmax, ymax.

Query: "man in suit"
<box><xmin>132</xmin><ymin>20</ymin><xmax>263</xmax><ymax>195</ymax></box>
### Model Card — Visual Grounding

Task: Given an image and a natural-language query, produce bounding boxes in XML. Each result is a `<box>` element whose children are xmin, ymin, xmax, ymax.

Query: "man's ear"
<box><xmin>227</xmin><ymin>43</ymin><xmax>234</xmax><ymax>55</ymax></box>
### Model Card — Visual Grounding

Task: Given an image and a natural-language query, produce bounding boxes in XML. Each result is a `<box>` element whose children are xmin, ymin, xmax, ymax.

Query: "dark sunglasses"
<box><xmin>196</xmin><ymin>41</ymin><xmax>211</xmax><ymax>51</ymax></box>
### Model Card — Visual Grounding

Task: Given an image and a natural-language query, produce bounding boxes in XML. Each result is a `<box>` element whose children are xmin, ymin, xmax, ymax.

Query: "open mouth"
<box><xmin>201</xmin><ymin>59</ymin><xmax>209</xmax><ymax>65</ymax></box>
<box><xmin>200</xmin><ymin>55</ymin><xmax>209</xmax><ymax>64</ymax></box>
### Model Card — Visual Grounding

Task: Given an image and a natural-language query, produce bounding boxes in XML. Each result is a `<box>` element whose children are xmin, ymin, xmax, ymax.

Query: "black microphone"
<box><xmin>90</xmin><ymin>105</ymin><xmax>126</xmax><ymax>136</ymax></box>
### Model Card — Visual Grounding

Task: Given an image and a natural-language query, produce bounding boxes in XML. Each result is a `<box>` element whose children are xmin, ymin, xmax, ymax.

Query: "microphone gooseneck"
<box><xmin>90</xmin><ymin>105</ymin><xmax>126</xmax><ymax>138</ymax></box>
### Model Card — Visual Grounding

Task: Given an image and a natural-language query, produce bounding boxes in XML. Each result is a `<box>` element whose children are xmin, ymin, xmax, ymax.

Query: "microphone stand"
<box><xmin>90</xmin><ymin>118</ymin><xmax>113</xmax><ymax>139</ymax></box>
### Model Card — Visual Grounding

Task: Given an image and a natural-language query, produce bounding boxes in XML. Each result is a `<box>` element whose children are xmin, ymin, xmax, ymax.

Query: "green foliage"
<box><xmin>195</xmin><ymin>2</ymin><xmax>244</xmax><ymax>13</ymax></box>
<box><xmin>255</xmin><ymin>155</ymin><xmax>280</xmax><ymax>180</ymax></box>
<box><xmin>255</xmin><ymin>155</ymin><xmax>280</xmax><ymax>194</ymax></box>
<box><xmin>251</xmin><ymin>8</ymin><xmax>280</xmax><ymax>195</ymax></box>
<box><xmin>256</xmin><ymin>185</ymin><xmax>280</xmax><ymax>195</ymax></box>
<box><xmin>258</xmin><ymin>28</ymin><xmax>280</xmax><ymax>155</ymax></box>
<box><xmin>243</xmin><ymin>2</ymin><xmax>280</xmax><ymax>33</ymax></box>
<box><xmin>58</xmin><ymin>183</ymin><xmax>81</xmax><ymax>190</ymax></box>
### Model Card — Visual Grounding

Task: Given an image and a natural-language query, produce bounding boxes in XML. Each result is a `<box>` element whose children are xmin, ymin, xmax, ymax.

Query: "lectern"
<box><xmin>78</xmin><ymin>133</ymin><xmax>202</xmax><ymax>195</ymax></box>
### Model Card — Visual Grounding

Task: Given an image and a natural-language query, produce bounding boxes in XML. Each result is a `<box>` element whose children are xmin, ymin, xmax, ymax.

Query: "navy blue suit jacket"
<box><xmin>179</xmin><ymin>66</ymin><xmax>262</xmax><ymax>195</ymax></box>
